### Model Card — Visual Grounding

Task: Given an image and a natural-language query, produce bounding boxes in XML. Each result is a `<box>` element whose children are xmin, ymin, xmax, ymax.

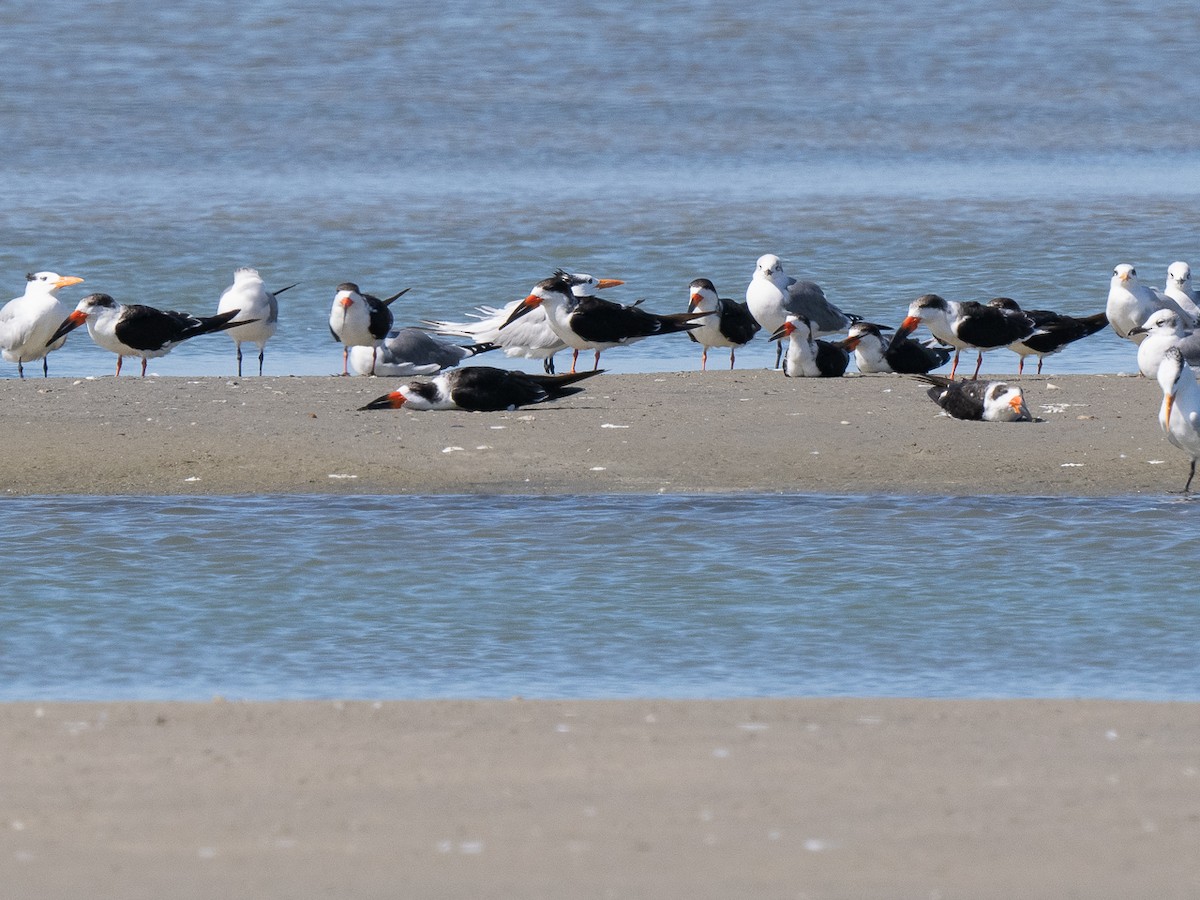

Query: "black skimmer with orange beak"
<box><xmin>0</xmin><ymin>271</ymin><xmax>85</xmax><ymax>377</ymax></box>
<box><xmin>217</xmin><ymin>267</ymin><xmax>298</xmax><ymax>376</ymax></box>
<box><xmin>916</xmin><ymin>374</ymin><xmax>1032</xmax><ymax>422</ymax></box>
<box><xmin>768</xmin><ymin>314</ymin><xmax>849</xmax><ymax>377</ymax></box>
<box><xmin>985</xmin><ymin>297</ymin><xmax>1108</xmax><ymax>375</ymax></box>
<box><xmin>501</xmin><ymin>271</ymin><xmax>709</xmax><ymax>373</ymax></box>
<box><xmin>842</xmin><ymin>321</ymin><xmax>950</xmax><ymax>375</ymax></box>
<box><xmin>892</xmin><ymin>293</ymin><xmax>1035</xmax><ymax>380</ymax></box>
<box><xmin>47</xmin><ymin>292</ymin><xmax>248</xmax><ymax>376</ymax></box>
<box><xmin>358</xmin><ymin>365</ymin><xmax>603</xmax><ymax>412</ymax></box>
<box><xmin>424</xmin><ymin>272</ymin><xmax>620</xmax><ymax>374</ymax></box>
<box><xmin>686</xmin><ymin>278</ymin><xmax>760</xmax><ymax>371</ymax></box>
<box><xmin>329</xmin><ymin>282</ymin><xmax>410</xmax><ymax>375</ymax></box>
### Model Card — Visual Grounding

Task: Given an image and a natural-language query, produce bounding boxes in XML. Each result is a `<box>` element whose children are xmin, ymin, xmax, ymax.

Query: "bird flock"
<box><xmin>3</xmin><ymin>255</ymin><xmax>1199</xmax><ymax>491</ymax></box>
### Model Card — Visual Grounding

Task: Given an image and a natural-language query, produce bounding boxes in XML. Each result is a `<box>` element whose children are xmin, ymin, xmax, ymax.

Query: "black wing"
<box><xmin>917</xmin><ymin>375</ymin><xmax>987</xmax><ymax>420</ymax></box>
<box><xmin>568</xmin><ymin>296</ymin><xmax>696</xmax><ymax>343</ymax></box>
<box><xmin>716</xmin><ymin>298</ymin><xmax>762</xmax><ymax>345</ymax></box>
<box><xmin>364</xmin><ymin>296</ymin><xmax>395</xmax><ymax>340</ymax></box>
<box><xmin>887</xmin><ymin>336</ymin><xmax>952</xmax><ymax>374</ymax></box>
<box><xmin>114</xmin><ymin>305</ymin><xmax>197</xmax><ymax>351</ymax></box>
<box><xmin>954</xmin><ymin>301</ymin><xmax>1035</xmax><ymax>349</ymax></box>
<box><xmin>814</xmin><ymin>340</ymin><xmax>849</xmax><ymax>376</ymax></box>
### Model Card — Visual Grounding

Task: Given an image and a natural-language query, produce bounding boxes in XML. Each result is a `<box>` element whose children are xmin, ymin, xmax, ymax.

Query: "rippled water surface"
<box><xmin>1</xmin><ymin>1</ymin><xmax>1199</xmax><ymax>378</ymax></box>
<box><xmin>2</xmin><ymin>494</ymin><xmax>1196</xmax><ymax>701</ymax></box>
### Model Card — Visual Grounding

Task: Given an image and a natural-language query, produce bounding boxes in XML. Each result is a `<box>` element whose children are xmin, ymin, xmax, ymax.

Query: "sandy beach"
<box><xmin>4</xmin><ymin>369</ymin><xmax>1197</xmax><ymax>897</ymax></box>
<box><xmin>0</xmin><ymin>369</ymin><xmax>1185</xmax><ymax>496</ymax></box>
<box><xmin>1</xmin><ymin>698</ymin><xmax>1196</xmax><ymax>899</ymax></box>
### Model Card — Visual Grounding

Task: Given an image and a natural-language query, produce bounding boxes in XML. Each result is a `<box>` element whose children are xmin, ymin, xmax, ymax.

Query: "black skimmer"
<box><xmin>1106</xmin><ymin>264</ymin><xmax>1191</xmax><ymax>342</ymax></box>
<box><xmin>1164</xmin><ymin>261</ymin><xmax>1200</xmax><ymax>322</ymax></box>
<box><xmin>842</xmin><ymin>321</ymin><xmax>950</xmax><ymax>375</ymax></box>
<box><xmin>424</xmin><ymin>272</ymin><xmax>622</xmax><ymax>374</ymax></box>
<box><xmin>47</xmin><ymin>293</ymin><xmax>247</xmax><ymax>376</ymax></box>
<box><xmin>985</xmin><ymin>298</ymin><xmax>1108</xmax><ymax>375</ymax></box>
<box><xmin>686</xmin><ymin>278</ymin><xmax>761</xmax><ymax>371</ymax></box>
<box><xmin>768</xmin><ymin>314</ymin><xmax>849</xmax><ymax>377</ymax></box>
<box><xmin>0</xmin><ymin>271</ymin><xmax>85</xmax><ymax>377</ymax></box>
<box><xmin>500</xmin><ymin>271</ymin><xmax>710</xmax><ymax>373</ymax></box>
<box><xmin>347</xmin><ymin>328</ymin><xmax>497</xmax><ymax>377</ymax></box>
<box><xmin>892</xmin><ymin>293</ymin><xmax>1036</xmax><ymax>380</ymax></box>
<box><xmin>329</xmin><ymin>282</ymin><xmax>410</xmax><ymax>375</ymax></box>
<box><xmin>217</xmin><ymin>267</ymin><xmax>297</xmax><ymax>376</ymax></box>
<box><xmin>358</xmin><ymin>365</ymin><xmax>603</xmax><ymax>412</ymax></box>
<box><xmin>1129</xmin><ymin>309</ymin><xmax>1200</xmax><ymax>378</ymax></box>
<box><xmin>1155</xmin><ymin>347</ymin><xmax>1200</xmax><ymax>493</ymax></box>
<box><xmin>745</xmin><ymin>254</ymin><xmax>861</xmax><ymax>367</ymax></box>
<box><xmin>916</xmin><ymin>374</ymin><xmax>1032</xmax><ymax>422</ymax></box>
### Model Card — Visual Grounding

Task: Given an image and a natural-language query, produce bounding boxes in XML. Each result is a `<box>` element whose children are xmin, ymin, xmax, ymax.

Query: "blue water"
<box><xmin>2</xmin><ymin>1</ymin><xmax>1199</xmax><ymax>378</ymax></box>
<box><xmin>1</xmin><ymin>494</ymin><xmax>1196</xmax><ymax>701</ymax></box>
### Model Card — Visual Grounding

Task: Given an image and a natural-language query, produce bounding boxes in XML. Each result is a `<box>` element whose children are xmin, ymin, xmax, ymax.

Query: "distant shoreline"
<box><xmin>0</xmin><ymin>370</ymin><xmax>1180</xmax><ymax>497</ymax></box>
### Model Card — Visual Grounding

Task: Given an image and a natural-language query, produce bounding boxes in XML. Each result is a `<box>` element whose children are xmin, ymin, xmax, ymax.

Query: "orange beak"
<box><xmin>55</xmin><ymin>276</ymin><xmax>84</xmax><ymax>289</ymax></box>
<box><xmin>596</xmin><ymin>279</ymin><xmax>623</xmax><ymax>290</ymax></box>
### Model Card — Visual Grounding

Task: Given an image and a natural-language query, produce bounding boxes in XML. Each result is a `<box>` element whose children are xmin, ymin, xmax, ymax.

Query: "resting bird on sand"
<box><xmin>745</xmin><ymin>253</ymin><xmax>860</xmax><ymax>368</ymax></box>
<box><xmin>358</xmin><ymin>366</ymin><xmax>602</xmax><ymax>412</ymax></box>
<box><xmin>916</xmin><ymin>374</ymin><xmax>1032</xmax><ymax>422</ymax></box>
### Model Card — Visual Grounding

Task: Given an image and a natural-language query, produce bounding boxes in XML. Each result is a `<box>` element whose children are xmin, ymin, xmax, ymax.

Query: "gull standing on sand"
<box><xmin>217</xmin><ymin>267</ymin><xmax>298</xmax><ymax>376</ymax></box>
<box><xmin>1106</xmin><ymin>264</ymin><xmax>1192</xmax><ymax>342</ymax></box>
<box><xmin>347</xmin><ymin>328</ymin><xmax>496</xmax><ymax>377</ymax></box>
<box><xmin>329</xmin><ymin>282</ymin><xmax>410</xmax><ymax>375</ymax></box>
<box><xmin>0</xmin><ymin>271</ymin><xmax>85</xmax><ymax>377</ymax></box>
<box><xmin>842</xmin><ymin>321</ymin><xmax>950</xmax><ymax>375</ymax></box>
<box><xmin>768</xmin><ymin>314</ymin><xmax>849</xmax><ymax>377</ymax></box>
<box><xmin>892</xmin><ymin>294</ymin><xmax>1036</xmax><ymax>380</ymax></box>
<box><xmin>47</xmin><ymin>292</ymin><xmax>246</xmax><ymax>376</ymax></box>
<box><xmin>1155</xmin><ymin>346</ymin><xmax>1200</xmax><ymax>493</ymax></box>
<box><xmin>985</xmin><ymin>298</ymin><xmax>1108</xmax><ymax>375</ymax></box>
<box><xmin>745</xmin><ymin>254</ymin><xmax>860</xmax><ymax>368</ymax></box>
<box><xmin>685</xmin><ymin>278</ymin><xmax>760</xmax><ymax>371</ymax></box>
<box><xmin>501</xmin><ymin>270</ymin><xmax>710</xmax><ymax>373</ymax></box>
<box><xmin>425</xmin><ymin>272</ymin><xmax>622</xmax><ymax>374</ymax></box>
<box><xmin>916</xmin><ymin>374</ymin><xmax>1032</xmax><ymax>422</ymax></box>
<box><xmin>1163</xmin><ymin>262</ymin><xmax>1200</xmax><ymax>322</ymax></box>
<box><xmin>1129</xmin><ymin>309</ymin><xmax>1200</xmax><ymax>378</ymax></box>
<box><xmin>358</xmin><ymin>366</ymin><xmax>603</xmax><ymax>412</ymax></box>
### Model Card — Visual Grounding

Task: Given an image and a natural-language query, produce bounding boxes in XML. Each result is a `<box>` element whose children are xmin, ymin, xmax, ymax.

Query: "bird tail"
<box><xmin>462</xmin><ymin>341</ymin><xmax>499</xmax><ymax>357</ymax></box>
<box><xmin>655</xmin><ymin>310</ymin><xmax>717</xmax><ymax>334</ymax></box>
<box><xmin>185</xmin><ymin>309</ymin><xmax>256</xmax><ymax>339</ymax></box>
<box><xmin>523</xmin><ymin>369</ymin><xmax>605</xmax><ymax>397</ymax></box>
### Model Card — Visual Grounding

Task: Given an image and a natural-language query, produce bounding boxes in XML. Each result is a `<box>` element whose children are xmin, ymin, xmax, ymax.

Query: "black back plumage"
<box><xmin>954</xmin><ymin>300</ymin><xmax>1036</xmax><ymax>348</ymax></box>
<box><xmin>450</xmin><ymin>366</ymin><xmax>603</xmax><ymax>411</ymax></box>
<box><xmin>115</xmin><ymin>305</ymin><xmax>241</xmax><ymax>351</ymax></box>
<box><xmin>916</xmin><ymin>374</ymin><xmax>992</xmax><ymax>420</ymax></box>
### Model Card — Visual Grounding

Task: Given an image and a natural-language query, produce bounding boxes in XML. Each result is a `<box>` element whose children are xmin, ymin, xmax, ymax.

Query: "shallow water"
<box><xmin>2</xmin><ymin>493</ymin><xmax>1196</xmax><ymax>701</ymax></box>
<box><xmin>1</xmin><ymin>1</ymin><xmax>1198</xmax><ymax>379</ymax></box>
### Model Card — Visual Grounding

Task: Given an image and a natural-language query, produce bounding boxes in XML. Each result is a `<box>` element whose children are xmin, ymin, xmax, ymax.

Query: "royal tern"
<box><xmin>216</xmin><ymin>267</ymin><xmax>297</xmax><ymax>376</ymax></box>
<box><xmin>892</xmin><ymin>294</ymin><xmax>1036</xmax><ymax>380</ymax></box>
<box><xmin>768</xmin><ymin>314</ymin><xmax>849</xmax><ymax>377</ymax></box>
<box><xmin>0</xmin><ymin>271</ymin><xmax>85</xmax><ymax>377</ymax></box>
<box><xmin>47</xmin><ymin>293</ymin><xmax>246</xmax><ymax>376</ymax></box>
<box><xmin>985</xmin><ymin>297</ymin><xmax>1108</xmax><ymax>375</ymax></box>
<box><xmin>1156</xmin><ymin>347</ymin><xmax>1200</xmax><ymax>492</ymax></box>
<box><xmin>329</xmin><ymin>282</ymin><xmax>410</xmax><ymax>375</ymax></box>
<box><xmin>685</xmin><ymin>278</ymin><xmax>760</xmax><ymax>370</ymax></box>
<box><xmin>1129</xmin><ymin>309</ymin><xmax>1200</xmax><ymax>378</ymax></box>
<box><xmin>1106</xmin><ymin>264</ymin><xmax>1189</xmax><ymax>342</ymax></box>
<box><xmin>358</xmin><ymin>365</ymin><xmax>603</xmax><ymax>412</ymax></box>
<box><xmin>745</xmin><ymin>254</ymin><xmax>860</xmax><ymax>367</ymax></box>
<box><xmin>1164</xmin><ymin>262</ymin><xmax>1200</xmax><ymax>323</ymax></box>
<box><xmin>425</xmin><ymin>272</ymin><xmax>621</xmax><ymax>374</ymax></box>
<box><xmin>916</xmin><ymin>374</ymin><xmax>1032</xmax><ymax>422</ymax></box>
<box><xmin>347</xmin><ymin>328</ymin><xmax>496</xmax><ymax>377</ymax></box>
<box><xmin>842</xmin><ymin>321</ymin><xmax>950</xmax><ymax>375</ymax></box>
<box><xmin>501</xmin><ymin>271</ymin><xmax>710</xmax><ymax>373</ymax></box>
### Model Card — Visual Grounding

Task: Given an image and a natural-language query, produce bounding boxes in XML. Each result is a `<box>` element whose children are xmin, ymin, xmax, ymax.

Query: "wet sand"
<box><xmin>0</xmin><ymin>369</ymin><xmax>1184</xmax><ymax>496</ymax></box>
<box><xmin>3</xmin><ymin>369</ymin><xmax>1196</xmax><ymax>897</ymax></box>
